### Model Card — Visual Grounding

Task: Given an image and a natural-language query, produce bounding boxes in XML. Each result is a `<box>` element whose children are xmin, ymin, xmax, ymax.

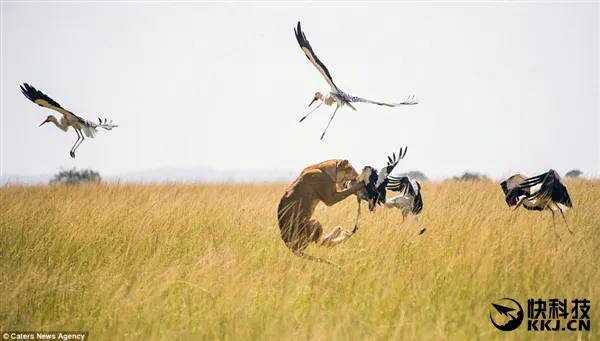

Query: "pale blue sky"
<box><xmin>1</xmin><ymin>1</ymin><xmax>598</xmax><ymax>180</ymax></box>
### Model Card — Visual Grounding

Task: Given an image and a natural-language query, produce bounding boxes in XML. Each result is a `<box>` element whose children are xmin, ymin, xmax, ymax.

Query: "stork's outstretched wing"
<box><xmin>346</xmin><ymin>93</ymin><xmax>419</xmax><ymax>107</ymax></box>
<box><xmin>364</xmin><ymin>147</ymin><xmax>408</xmax><ymax>206</ymax></box>
<box><xmin>294</xmin><ymin>21</ymin><xmax>338</xmax><ymax>91</ymax></box>
<box><xmin>20</xmin><ymin>83</ymin><xmax>79</xmax><ymax>120</ymax></box>
<box><xmin>519</xmin><ymin>169</ymin><xmax>572</xmax><ymax>208</ymax></box>
<box><xmin>387</xmin><ymin>175</ymin><xmax>411</xmax><ymax>194</ymax></box>
<box><xmin>375</xmin><ymin>147</ymin><xmax>408</xmax><ymax>188</ymax></box>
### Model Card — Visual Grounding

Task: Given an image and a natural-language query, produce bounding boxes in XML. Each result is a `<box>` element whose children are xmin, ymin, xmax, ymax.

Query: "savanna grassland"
<box><xmin>1</xmin><ymin>180</ymin><xmax>598</xmax><ymax>340</ymax></box>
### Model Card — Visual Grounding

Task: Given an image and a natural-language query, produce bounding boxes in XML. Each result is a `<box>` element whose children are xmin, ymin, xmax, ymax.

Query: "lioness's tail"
<box><xmin>293</xmin><ymin>251</ymin><xmax>345</xmax><ymax>271</ymax></box>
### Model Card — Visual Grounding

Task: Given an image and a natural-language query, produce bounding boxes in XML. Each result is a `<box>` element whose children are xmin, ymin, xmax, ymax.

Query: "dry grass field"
<box><xmin>1</xmin><ymin>180</ymin><xmax>598</xmax><ymax>340</ymax></box>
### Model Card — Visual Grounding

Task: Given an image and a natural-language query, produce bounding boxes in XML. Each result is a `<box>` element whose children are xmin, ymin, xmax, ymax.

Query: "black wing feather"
<box><xmin>20</xmin><ymin>83</ymin><xmax>64</xmax><ymax>109</ymax></box>
<box><xmin>500</xmin><ymin>179</ymin><xmax>510</xmax><ymax>196</ymax></box>
<box><xmin>545</xmin><ymin>170</ymin><xmax>573</xmax><ymax>208</ymax></box>
<box><xmin>372</xmin><ymin>147</ymin><xmax>409</xmax><ymax>204</ymax></box>
<box><xmin>412</xmin><ymin>182</ymin><xmax>424</xmax><ymax>215</ymax></box>
<box><xmin>376</xmin><ymin>147</ymin><xmax>408</xmax><ymax>188</ymax></box>
<box><xmin>517</xmin><ymin>170</ymin><xmax>573</xmax><ymax>208</ymax></box>
<box><xmin>294</xmin><ymin>21</ymin><xmax>338</xmax><ymax>90</ymax></box>
<box><xmin>387</xmin><ymin>175</ymin><xmax>410</xmax><ymax>194</ymax></box>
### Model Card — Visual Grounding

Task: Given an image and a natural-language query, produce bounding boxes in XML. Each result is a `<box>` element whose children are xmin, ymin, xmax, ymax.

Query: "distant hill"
<box><xmin>1</xmin><ymin>166</ymin><xmax>299</xmax><ymax>185</ymax></box>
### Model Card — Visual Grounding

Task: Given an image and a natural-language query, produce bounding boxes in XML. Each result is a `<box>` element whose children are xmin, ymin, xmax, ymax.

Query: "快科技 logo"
<box><xmin>490</xmin><ymin>298</ymin><xmax>524</xmax><ymax>331</ymax></box>
<box><xmin>490</xmin><ymin>297</ymin><xmax>591</xmax><ymax>332</ymax></box>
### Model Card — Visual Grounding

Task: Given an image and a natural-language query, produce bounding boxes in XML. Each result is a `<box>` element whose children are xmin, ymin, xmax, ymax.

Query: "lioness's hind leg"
<box><xmin>331</xmin><ymin>228</ymin><xmax>355</xmax><ymax>244</ymax></box>
<box><xmin>318</xmin><ymin>226</ymin><xmax>343</xmax><ymax>247</ymax></box>
<box><xmin>320</xmin><ymin>226</ymin><xmax>356</xmax><ymax>247</ymax></box>
<box><xmin>283</xmin><ymin>219</ymin><xmax>323</xmax><ymax>254</ymax></box>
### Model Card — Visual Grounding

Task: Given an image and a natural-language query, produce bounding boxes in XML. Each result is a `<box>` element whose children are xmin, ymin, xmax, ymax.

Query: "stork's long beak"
<box><xmin>39</xmin><ymin>120</ymin><xmax>48</xmax><ymax>127</ymax></box>
<box><xmin>308</xmin><ymin>97</ymin><xmax>318</xmax><ymax>107</ymax></box>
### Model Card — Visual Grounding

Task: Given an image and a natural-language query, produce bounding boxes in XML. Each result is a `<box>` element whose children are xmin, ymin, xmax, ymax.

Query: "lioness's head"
<box><xmin>335</xmin><ymin>159</ymin><xmax>359</xmax><ymax>186</ymax></box>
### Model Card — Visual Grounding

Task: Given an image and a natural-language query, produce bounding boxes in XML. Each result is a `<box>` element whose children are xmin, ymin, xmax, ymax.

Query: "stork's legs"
<box><xmin>299</xmin><ymin>101</ymin><xmax>323</xmax><ymax>122</ymax></box>
<box><xmin>71</xmin><ymin>130</ymin><xmax>86</xmax><ymax>158</ymax></box>
<box><xmin>69</xmin><ymin>130</ymin><xmax>83</xmax><ymax>158</ymax></box>
<box><xmin>412</xmin><ymin>214</ymin><xmax>419</xmax><ymax>223</ymax></box>
<box><xmin>558</xmin><ymin>207</ymin><xmax>574</xmax><ymax>235</ymax></box>
<box><xmin>550</xmin><ymin>210</ymin><xmax>560</xmax><ymax>239</ymax></box>
<box><xmin>320</xmin><ymin>105</ymin><xmax>340</xmax><ymax>140</ymax></box>
<box><xmin>353</xmin><ymin>197</ymin><xmax>361</xmax><ymax>233</ymax></box>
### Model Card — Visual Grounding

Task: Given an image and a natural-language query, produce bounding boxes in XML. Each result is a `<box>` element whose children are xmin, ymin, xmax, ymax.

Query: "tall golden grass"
<box><xmin>1</xmin><ymin>180</ymin><xmax>598</xmax><ymax>340</ymax></box>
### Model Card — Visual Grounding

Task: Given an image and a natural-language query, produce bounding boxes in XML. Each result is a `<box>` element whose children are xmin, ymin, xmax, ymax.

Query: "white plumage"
<box><xmin>384</xmin><ymin>195</ymin><xmax>419</xmax><ymax>222</ymax></box>
<box><xmin>385</xmin><ymin>176</ymin><xmax>423</xmax><ymax>223</ymax></box>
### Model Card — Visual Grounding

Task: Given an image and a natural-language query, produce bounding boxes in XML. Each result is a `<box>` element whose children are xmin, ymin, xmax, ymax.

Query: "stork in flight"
<box><xmin>20</xmin><ymin>83</ymin><xmax>118</xmax><ymax>159</ymax></box>
<box><xmin>294</xmin><ymin>21</ymin><xmax>419</xmax><ymax>140</ymax></box>
<box><xmin>385</xmin><ymin>175</ymin><xmax>424</xmax><ymax>223</ymax></box>
<box><xmin>500</xmin><ymin>169</ymin><xmax>574</xmax><ymax>237</ymax></box>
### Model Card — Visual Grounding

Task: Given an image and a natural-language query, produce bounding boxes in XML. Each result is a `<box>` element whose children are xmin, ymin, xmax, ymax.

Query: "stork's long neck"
<box><xmin>49</xmin><ymin>116</ymin><xmax>69</xmax><ymax>132</ymax></box>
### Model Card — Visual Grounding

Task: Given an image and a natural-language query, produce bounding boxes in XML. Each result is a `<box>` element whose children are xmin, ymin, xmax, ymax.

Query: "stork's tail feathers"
<box><xmin>82</xmin><ymin>125</ymin><xmax>98</xmax><ymax>138</ymax></box>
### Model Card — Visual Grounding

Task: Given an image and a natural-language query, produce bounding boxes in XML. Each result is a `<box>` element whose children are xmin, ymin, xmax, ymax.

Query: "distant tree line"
<box><xmin>396</xmin><ymin>171</ymin><xmax>428</xmax><ymax>181</ymax></box>
<box><xmin>565</xmin><ymin>169</ymin><xmax>583</xmax><ymax>178</ymax></box>
<box><xmin>453</xmin><ymin>172</ymin><xmax>490</xmax><ymax>181</ymax></box>
<box><xmin>50</xmin><ymin>168</ymin><xmax>101</xmax><ymax>185</ymax></box>
<box><xmin>43</xmin><ymin>168</ymin><xmax>585</xmax><ymax>185</ymax></box>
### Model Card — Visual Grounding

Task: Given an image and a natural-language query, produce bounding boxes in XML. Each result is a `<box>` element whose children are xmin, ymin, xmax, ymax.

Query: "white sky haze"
<box><xmin>1</xmin><ymin>1</ymin><xmax>598</xmax><ymax>181</ymax></box>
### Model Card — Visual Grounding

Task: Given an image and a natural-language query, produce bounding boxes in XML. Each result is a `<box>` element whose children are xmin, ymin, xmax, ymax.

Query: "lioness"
<box><xmin>277</xmin><ymin>159</ymin><xmax>369</xmax><ymax>267</ymax></box>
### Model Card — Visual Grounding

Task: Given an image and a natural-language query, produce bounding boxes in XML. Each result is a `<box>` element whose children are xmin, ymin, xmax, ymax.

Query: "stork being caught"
<box><xmin>20</xmin><ymin>83</ymin><xmax>118</xmax><ymax>158</ymax></box>
<box><xmin>294</xmin><ymin>21</ymin><xmax>419</xmax><ymax>140</ymax></box>
<box><xmin>500</xmin><ymin>169</ymin><xmax>574</xmax><ymax>237</ymax></box>
<box><xmin>385</xmin><ymin>175</ymin><xmax>424</xmax><ymax>223</ymax></box>
<box><xmin>345</xmin><ymin>147</ymin><xmax>408</xmax><ymax>228</ymax></box>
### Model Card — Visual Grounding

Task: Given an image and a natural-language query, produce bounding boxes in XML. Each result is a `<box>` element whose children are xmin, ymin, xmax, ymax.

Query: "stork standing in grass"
<box><xmin>500</xmin><ymin>169</ymin><xmax>574</xmax><ymax>237</ymax></box>
<box><xmin>385</xmin><ymin>175</ymin><xmax>424</xmax><ymax>223</ymax></box>
<box><xmin>20</xmin><ymin>83</ymin><xmax>118</xmax><ymax>159</ymax></box>
<box><xmin>293</xmin><ymin>21</ymin><xmax>419</xmax><ymax>140</ymax></box>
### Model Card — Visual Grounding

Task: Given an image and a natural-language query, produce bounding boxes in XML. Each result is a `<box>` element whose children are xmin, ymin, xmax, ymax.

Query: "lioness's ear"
<box><xmin>339</xmin><ymin>159</ymin><xmax>350</xmax><ymax>168</ymax></box>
